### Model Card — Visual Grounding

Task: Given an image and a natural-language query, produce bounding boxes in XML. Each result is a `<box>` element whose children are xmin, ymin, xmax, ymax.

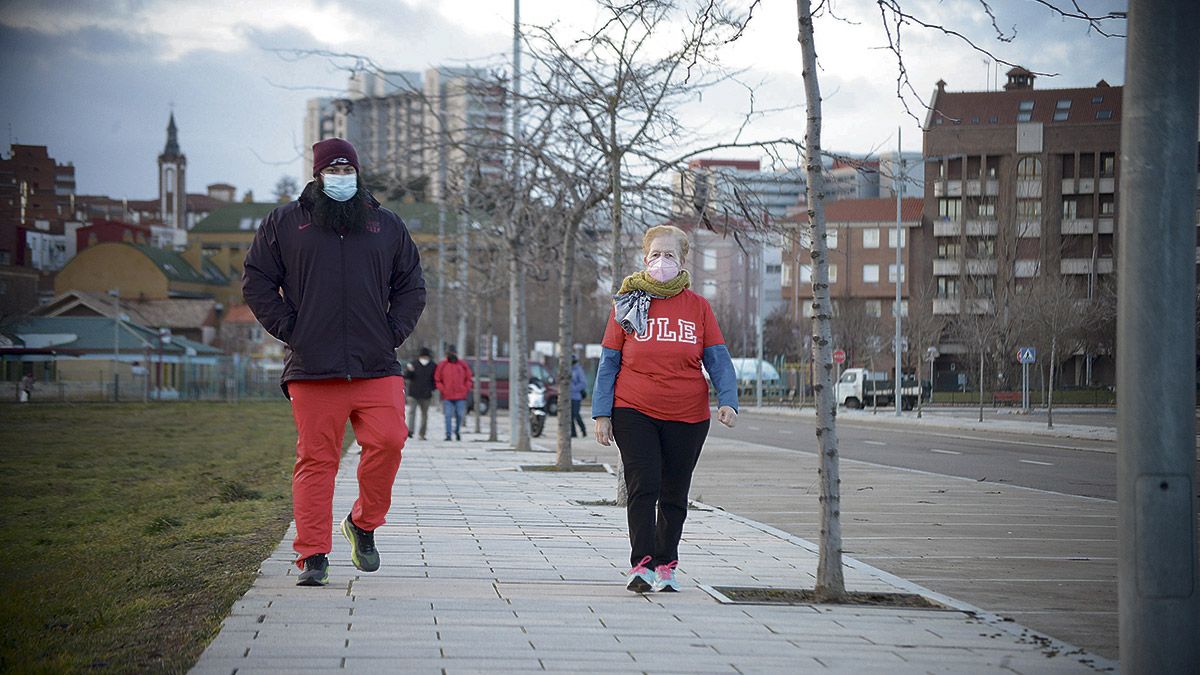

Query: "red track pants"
<box><xmin>288</xmin><ymin>376</ymin><xmax>408</xmax><ymax>566</ymax></box>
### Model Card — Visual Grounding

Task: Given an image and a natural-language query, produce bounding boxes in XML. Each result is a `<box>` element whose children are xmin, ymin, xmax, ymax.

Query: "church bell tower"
<box><xmin>158</xmin><ymin>113</ymin><xmax>187</xmax><ymax>232</ymax></box>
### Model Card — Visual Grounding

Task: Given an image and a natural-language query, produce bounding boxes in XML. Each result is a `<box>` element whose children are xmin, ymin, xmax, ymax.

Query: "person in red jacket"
<box><xmin>243</xmin><ymin>138</ymin><xmax>425</xmax><ymax>587</ymax></box>
<box><xmin>434</xmin><ymin>345</ymin><xmax>473</xmax><ymax>441</ymax></box>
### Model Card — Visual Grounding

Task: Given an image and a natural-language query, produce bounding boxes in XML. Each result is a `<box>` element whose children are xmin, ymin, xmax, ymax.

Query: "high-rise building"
<box><xmin>423</xmin><ymin>67</ymin><xmax>507</xmax><ymax>204</ymax></box>
<box><xmin>922</xmin><ymin>67</ymin><xmax>1125</xmax><ymax>384</ymax></box>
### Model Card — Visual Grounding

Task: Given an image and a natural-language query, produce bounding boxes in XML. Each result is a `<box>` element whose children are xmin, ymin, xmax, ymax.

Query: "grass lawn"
<box><xmin>0</xmin><ymin>401</ymin><xmax>299</xmax><ymax>673</ymax></box>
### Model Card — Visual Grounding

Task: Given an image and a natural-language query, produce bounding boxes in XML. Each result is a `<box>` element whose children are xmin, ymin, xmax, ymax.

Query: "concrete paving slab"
<box><xmin>191</xmin><ymin>432</ymin><xmax>1116</xmax><ymax>674</ymax></box>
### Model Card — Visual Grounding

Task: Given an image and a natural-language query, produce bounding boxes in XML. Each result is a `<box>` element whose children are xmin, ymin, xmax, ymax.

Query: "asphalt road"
<box><xmin>710</xmin><ymin>411</ymin><xmax>1121</xmax><ymax>500</ymax></box>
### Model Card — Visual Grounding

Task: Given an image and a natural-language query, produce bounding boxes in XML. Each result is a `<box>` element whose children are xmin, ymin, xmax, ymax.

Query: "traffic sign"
<box><xmin>833</xmin><ymin>349</ymin><xmax>846</xmax><ymax>364</ymax></box>
<box><xmin>1017</xmin><ymin>347</ymin><xmax>1037</xmax><ymax>364</ymax></box>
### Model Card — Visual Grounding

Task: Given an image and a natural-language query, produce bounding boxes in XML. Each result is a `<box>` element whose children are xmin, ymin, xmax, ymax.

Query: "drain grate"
<box><xmin>706</xmin><ymin>586</ymin><xmax>951</xmax><ymax>610</ymax></box>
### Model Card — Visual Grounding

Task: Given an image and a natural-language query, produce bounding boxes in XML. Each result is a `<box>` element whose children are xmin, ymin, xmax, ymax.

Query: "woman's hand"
<box><xmin>594</xmin><ymin>417</ymin><xmax>613</xmax><ymax>446</ymax></box>
<box><xmin>717</xmin><ymin>406</ymin><xmax>737</xmax><ymax>428</ymax></box>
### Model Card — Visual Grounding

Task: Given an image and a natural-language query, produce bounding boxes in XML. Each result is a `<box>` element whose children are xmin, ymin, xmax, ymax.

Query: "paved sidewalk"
<box><xmin>193</xmin><ymin>431</ymin><xmax>1116</xmax><ymax>673</ymax></box>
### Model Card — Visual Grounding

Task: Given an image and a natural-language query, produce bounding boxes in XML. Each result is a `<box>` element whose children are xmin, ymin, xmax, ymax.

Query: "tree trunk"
<box><xmin>608</xmin><ymin>124</ymin><xmax>629</xmax><ymax>506</ymax></box>
<box><xmin>978</xmin><ymin>350</ymin><xmax>985</xmax><ymax>423</ymax></box>
<box><xmin>556</xmin><ymin>217</ymin><xmax>582</xmax><ymax>470</ymax></box>
<box><xmin>1047</xmin><ymin>335</ymin><xmax>1056</xmax><ymax>429</ymax></box>
<box><xmin>487</xmin><ymin>301</ymin><xmax>498</xmax><ymax>441</ymax></box>
<box><xmin>509</xmin><ymin>242</ymin><xmax>531</xmax><ymax>451</ymax></box>
<box><xmin>797</xmin><ymin>0</ymin><xmax>845</xmax><ymax>601</ymax></box>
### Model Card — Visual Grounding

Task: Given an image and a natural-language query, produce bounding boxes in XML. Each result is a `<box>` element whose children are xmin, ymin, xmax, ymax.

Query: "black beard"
<box><xmin>312</xmin><ymin>186</ymin><xmax>370</xmax><ymax>234</ymax></box>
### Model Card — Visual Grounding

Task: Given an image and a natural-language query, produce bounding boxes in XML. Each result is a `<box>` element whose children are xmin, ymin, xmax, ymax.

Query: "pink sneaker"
<box><xmin>653</xmin><ymin>561</ymin><xmax>679</xmax><ymax>592</ymax></box>
<box><xmin>625</xmin><ymin>555</ymin><xmax>654</xmax><ymax>593</ymax></box>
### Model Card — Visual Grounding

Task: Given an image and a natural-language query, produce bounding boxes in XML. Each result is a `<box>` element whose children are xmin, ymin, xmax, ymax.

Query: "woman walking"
<box><xmin>592</xmin><ymin>224</ymin><xmax>739</xmax><ymax>593</ymax></box>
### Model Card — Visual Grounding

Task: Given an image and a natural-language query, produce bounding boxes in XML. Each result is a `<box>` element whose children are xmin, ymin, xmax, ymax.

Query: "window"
<box><xmin>1061</xmin><ymin>154</ymin><xmax>1076</xmax><ymax>178</ymax></box>
<box><xmin>1056</xmin><ymin>99</ymin><xmax>1072</xmax><ymax>110</ymax></box>
<box><xmin>702</xmin><ymin>248</ymin><xmax>717</xmax><ymax>271</ymax></box>
<box><xmin>864</xmin><ymin>300</ymin><xmax>882</xmax><ymax>318</ymax></box>
<box><xmin>976</xmin><ymin>197</ymin><xmax>996</xmax><ymax>218</ymax></box>
<box><xmin>1099</xmin><ymin>194</ymin><xmax>1115</xmax><ymax>216</ymax></box>
<box><xmin>701</xmin><ymin>279</ymin><xmax>718</xmax><ymax>299</ymax></box>
<box><xmin>829</xmin><ymin>264</ymin><xmax>838</xmax><ymax>284</ymax></box>
<box><xmin>888</xmin><ymin>264</ymin><xmax>906</xmax><ymax>283</ymax></box>
<box><xmin>973</xmin><ymin>276</ymin><xmax>995</xmax><ymax>297</ymax></box>
<box><xmin>1099</xmin><ymin>153</ymin><xmax>1115</xmax><ymax>177</ymax></box>
<box><xmin>1080</xmin><ymin>153</ymin><xmax>1096</xmax><ymax>178</ymax></box>
<box><xmin>1092</xmin><ymin>95</ymin><xmax>1104</xmax><ymax>104</ymax></box>
<box><xmin>988</xmin><ymin>115</ymin><xmax>999</xmax><ymax>124</ymax></box>
<box><xmin>1017</xmin><ymin>112</ymin><xmax>1032</xmax><ymax>122</ymax></box>
<box><xmin>1017</xmin><ymin>198</ymin><xmax>1042</xmax><ymax>220</ymax></box>
<box><xmin>937</xmin><ymin>240</ymin><xmax>962</xmax><ymax>258</ymax></box>
<box><xmin>827</xmin><ymin>229</ymin><xmax>838</xmax><ymax>249</ymax></box>
<box><xmin>863</xmin><ymin>264</ymin><xmax>880</xmax><ymax>283</ymax></box>
<box><xmin>766</xmin><ymin>264</ymin><xmax>782</xmax><ymax>275</ymax></box>
<box><xmin>938</xmin><ymin>197</ymin><xmax>962</xmax><ymax>221</ymax></box>
<box><xmin>1096</xmin><ymin>110</ymin><xmax>1113</xmax><ymax>120</ymax></box>
<box><xmin>1017</xmin><ymin>156</ymin><xmax>1042</xmax><ymax>179</ymax></box>
<box><xmin>937</xmin><ymin>277</ymin><xmax>960</xmax><ymax>298</ymax></box>
<box><xmin>1019</xmin><ymin>100</ymin><xmax>1035</xmax><ymax>112</ymax></box>
<box><xmin>862</xmin><ymin>228</ymin><xmax>880</xmax><ymax>248</ymax></box>
<box><xmin>1053</xmin><ymin>110</ymin><xmax>1069</xmax><ymax>121</ymax></box>
<box><xmin>971</xmin><ymin>116</ymin><xmax>980</xmax><ymax>125</ymax></box>
<box><xmin>892</xmin><ymin>300</ymin><xmax>909</xmax><ymax>317</ymax></box>
<box><xmin>888</xmin><ymin>228</ymin><xmax>906</xmax><ymax>248</ymax></box>
<box><xmin>975</xmin><ymin>238</ymin><xmax>995</xmax><ymax>258</ymax></box>
<box><xmin>799</xmin><ymin>264</ymin><xmax>812</xmax><ymax>283</ymax></box>
<box><xmin>1063</xmin><ymin>198</ymin><xmax>1078</xmax><ymax>219</ymax></box>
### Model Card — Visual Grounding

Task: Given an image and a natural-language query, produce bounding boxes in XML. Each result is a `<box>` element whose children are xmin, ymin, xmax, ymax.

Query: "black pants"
<box><xmin>611</xmin><ymin>407</ymin><xmax>710</xmax><ymax>569</ymax></box>
<box><xmin>570</xmin><ymin>399</ymin><xmax>587</xmax><ymax>436</ymax></box>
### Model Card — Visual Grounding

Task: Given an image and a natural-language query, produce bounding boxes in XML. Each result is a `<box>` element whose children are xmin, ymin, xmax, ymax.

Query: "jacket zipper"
<box><xmin>341</xmin><ymin>233</ymin><xmax>350</xmax><ymax>381</ymax></box>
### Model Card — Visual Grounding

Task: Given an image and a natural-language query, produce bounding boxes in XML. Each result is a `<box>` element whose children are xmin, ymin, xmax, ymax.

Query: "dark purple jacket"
<box><xmin>242</xmin><ymin>183</ymin><xmax>426</xmax><ymax>394</ymax></box>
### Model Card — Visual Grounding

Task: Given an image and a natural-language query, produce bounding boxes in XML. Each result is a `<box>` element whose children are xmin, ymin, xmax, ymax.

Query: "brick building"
<box><xmin>923</xmin><ymin>67</ymin><xmax>1124</xmax><ymax>386</ymax></box>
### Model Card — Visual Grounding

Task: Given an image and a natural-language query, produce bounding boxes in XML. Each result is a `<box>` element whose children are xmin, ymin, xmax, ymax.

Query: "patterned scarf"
<box><xmin>612</xmin><ymin>270</ymin><xmax>691</xmax><ymax>335</ymax></box>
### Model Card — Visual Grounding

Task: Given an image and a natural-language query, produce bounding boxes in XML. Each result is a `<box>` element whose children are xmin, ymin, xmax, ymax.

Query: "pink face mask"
<box><xmin>646</xmin><ymin>257</ymin><xmax>680</xmax><ymax>282</ymax></box>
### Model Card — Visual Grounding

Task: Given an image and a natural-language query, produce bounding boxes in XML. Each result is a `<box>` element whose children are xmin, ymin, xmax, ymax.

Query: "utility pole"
<box><xmin>1117</xmin><ymin>0</ymin><xmax>1200</xmax><ymax>671</ymax></box>
<box><xmin>509</xmin><ymin>0</ymin><xmax>522</xmax><ymax>441</ymax></box>
<box><xmin>893</xmin><ymin>127</ymin><xmax>903</xmax><ymax>417</ymax></box>
<box><xmin>755</xmin><ymin>238</ymin><xmax>764</xmax><ymax>408</ymax></box>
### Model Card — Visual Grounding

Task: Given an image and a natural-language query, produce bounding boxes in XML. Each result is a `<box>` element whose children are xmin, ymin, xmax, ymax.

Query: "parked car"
<box><xmin>728</xmin><ymin>358</ymin><xmax>782</xmax><ymax>396</ymax></box>
<box><xmin>466</xmin><ymin>358</ymin><xmax>559</xmax><ymax>415</ymax></box>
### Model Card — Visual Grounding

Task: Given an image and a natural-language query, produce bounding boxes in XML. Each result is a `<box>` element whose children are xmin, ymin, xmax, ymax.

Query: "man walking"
<box><xmin>569</xmin><ymin>355</ymin><xmax>588</xmax><ymax>437</ymax></box>
<box><xmin>403</xmin><ymin>347</ymin><xmax>436</xmax><ymax>440</ymax></box>
<box><xmin>434</xmin><ymin>345</ymin><xmax>472</xmax><ymax>441</ymax></box>
<box><xmin>243</xmin><ymin>138</ymin><xmax>425</xmax><ymax>587</ymax></box>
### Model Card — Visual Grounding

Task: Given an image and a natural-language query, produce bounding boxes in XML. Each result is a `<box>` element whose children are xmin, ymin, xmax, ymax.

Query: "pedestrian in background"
<box><xmin>19</xmin><ymin>372</ymin><xmax>33</xmax><ymax>403</ymax></box>
<box><xmin>435</xmin><ymin>345</ymin><xmax>473</xmax><ymax>441</ymax></box>
<box><xmin>592</xmin><ymin>224</ymin><xmax>739</xmax><ymax>593</ymax></box>
<box><xmin>243</xmin><ymin>137</ymin><xmax>426</xmax><ymax>587</ymax></box>
<box><xmin>569</xmin><ymin>355</ymin><xmax>588</xmax><ymax>438</ymax></box>
<box><xmin>404</xmin><ymin>347</ymin><xmax>437</xmax><ymax>440</ymax></box>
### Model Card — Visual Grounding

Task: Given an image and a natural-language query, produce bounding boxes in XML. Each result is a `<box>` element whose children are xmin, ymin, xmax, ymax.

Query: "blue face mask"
<box><xmin>321</xmin><ymin>173</ymin><xmax>357</xmax><ymax>202</ymax></box>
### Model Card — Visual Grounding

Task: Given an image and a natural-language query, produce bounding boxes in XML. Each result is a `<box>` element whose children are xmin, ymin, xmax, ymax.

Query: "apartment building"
<box><xmin>924</xmin><ymin>67</ymin><xmax>1123</xmax><ymax>384</ymax></box>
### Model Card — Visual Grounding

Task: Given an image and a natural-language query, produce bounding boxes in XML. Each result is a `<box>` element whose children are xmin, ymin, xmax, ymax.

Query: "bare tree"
<box><xmin>797</xmin><ymin>0</ymin><xmax>844</xmax><ymax>601</ymax></box>
<box><xmin>902</xmin><ymin>281</ymin><xmax>946</xmax><ymax>418</ymax></box>
<box><xmin>1018</xmin><ymin>272</ymin><xmax>1086</xmax><ymax>427</ymax></box>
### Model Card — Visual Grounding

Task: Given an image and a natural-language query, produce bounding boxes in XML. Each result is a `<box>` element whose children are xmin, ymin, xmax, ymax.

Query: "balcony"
<box><xmin>933</xmin><ymin>298</ymin><xmax>961</xmax><ymax>315</ymax></box>
<box><xmin>1017</xmin><ymin>221</ymin><xmax>1042</xmax><ymax>238</ymax></box>
<box><xmin>1078</xmin><ymin>177</ymin><xmax>1095</xmax><ymax>193</ymax></box>
<box><xmin>1061</xmin><ymin>179</ymin><xmax>1076</xmax><ymax>195</ymax></box>
<box><xmin>965</xmin><ymin>258</ymin><xmax>997</xmax><ymax>275</ymax></box>
<box><xmin>1098</xmin><ymin>218</ymin><xmax>1114</xmax><ymax>234</ymax></box>
<box><xmin>1016</xmin><ymin>179</ymin><xmax>1041</xmax><ymax>198</ymax></box>
<box><xmin>1061</xmin><ymin>218</ymin><xmax>1094</xmax><ymax>235</ymax></box>
<box><xmin>933</xmin><ymin>220</ymin><xmax>961</xmax><ymax>236</ymax></box>
<box><xmin>933</xmin><ymin>259</ymin><xmax>960</xmax><ymax>275</ymax></box>
<box><xmin>1014</xmin><ymin>259</ymin><xmax>1041</xmax><ymax>277</ymax></box>
<box><xmin>1098</xmin><ymin>177</ymin><xmax>1115</xmax><ymax>193</ymax></box>
<box><xmin>965</xmin><ymin>220</ymin><xmax>998</xmax><ymax>236</ymax></box>
<box><xmin>965</xmin><ymin>298</ymin><xmax>994</xmax><ymax>314</ymax></box>
<box><xmin>933</xmin><ymin>181</ymin><xmax>963</xmax><ymax>197</ymax></box>
<box><xmin>1061</xmin><ymin>257</ymin><xmax>1116</xmax><ymax>275</ymax></box>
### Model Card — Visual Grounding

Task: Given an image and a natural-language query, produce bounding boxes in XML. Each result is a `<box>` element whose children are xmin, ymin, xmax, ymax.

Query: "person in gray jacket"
<box><xmin>243</xmin><ymin>138</ymin><xmax>425</xmax><ymax>587</ymax></box>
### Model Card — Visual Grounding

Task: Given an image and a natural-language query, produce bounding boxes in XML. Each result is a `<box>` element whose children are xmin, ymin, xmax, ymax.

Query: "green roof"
<box><xmin>130</xmin><ymin>245</ymin><xmax>209</xmax><ymax>284</ymax></box>
<box><xmin>0</xmin><ymin>316</ymin><xmax>221</xmax><ymax>355</ymax></box>
<box><xmin>379</xmin><ymin>201</ymin><xmax>442</xmax><ymax>233</ymax></box>
<box><xmin>191</xmin><ymin>202</ymin><xmax>277</xmax><ymax>233</ymax></box>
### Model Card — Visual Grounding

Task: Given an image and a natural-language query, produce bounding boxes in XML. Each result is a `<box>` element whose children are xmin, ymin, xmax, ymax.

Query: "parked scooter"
<box><xmin>528</xmin><ymin>378</ymin><xmax>548</xmax><ymax>437</ymax></box>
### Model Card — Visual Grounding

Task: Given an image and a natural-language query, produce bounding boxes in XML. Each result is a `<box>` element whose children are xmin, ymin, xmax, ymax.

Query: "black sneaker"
<box><xmin>340</xmin><ymin>514</ymin><xmax>380</xmax><ymax>572</ymax></box>
<box><xmin>297</xmin><ymin>553</ymin><xmax>329</xmax><ymax>586</ymax></box>
<box><xmin>455</xmin><ymin>432</ymin><xmax>461</xmax><ymax>441</ymax></box>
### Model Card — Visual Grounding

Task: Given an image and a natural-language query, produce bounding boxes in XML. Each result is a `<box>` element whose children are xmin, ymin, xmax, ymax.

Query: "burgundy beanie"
<box><xmin>312</xmin><ymin>138</ymin><xmax>360</xmax><ymax>177</ymax></box>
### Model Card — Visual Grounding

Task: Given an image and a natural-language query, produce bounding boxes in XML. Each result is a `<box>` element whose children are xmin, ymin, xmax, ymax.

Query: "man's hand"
<box><xmin>594</xmin><ymin>417</ymin><xmax>613</xmax><ymax>446</ymax></box>
<box><xmin>717</xmin><ymin>406</ymin><xmax>737</xmax><ymax>428</ymax></box>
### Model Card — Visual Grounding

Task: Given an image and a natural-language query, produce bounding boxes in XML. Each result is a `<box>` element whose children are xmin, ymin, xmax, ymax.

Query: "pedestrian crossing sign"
<box><xmin>1017</xmin><ymin>347</ymin><xmax>1036</xmax><ymax>364</ymax></box>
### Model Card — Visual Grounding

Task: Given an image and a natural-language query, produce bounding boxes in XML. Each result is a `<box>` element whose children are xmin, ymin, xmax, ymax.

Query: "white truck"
<box><xmin>836</xmin><ymin>368</ymin><xmax>924</xmax><ymax>410</ymax></box>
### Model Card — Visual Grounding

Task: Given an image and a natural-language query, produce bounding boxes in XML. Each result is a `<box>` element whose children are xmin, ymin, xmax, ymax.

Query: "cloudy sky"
<box><xmin>0</xmin><ymin>0</ymin><xmax>1126</xmax><ymax>202</ymax></box>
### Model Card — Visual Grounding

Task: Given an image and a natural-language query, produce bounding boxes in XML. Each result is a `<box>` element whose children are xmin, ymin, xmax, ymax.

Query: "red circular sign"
<box><xmin>833</xmin><ymin>349</ymin><xmax>846</xmax><ymax>364</ymax></box>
